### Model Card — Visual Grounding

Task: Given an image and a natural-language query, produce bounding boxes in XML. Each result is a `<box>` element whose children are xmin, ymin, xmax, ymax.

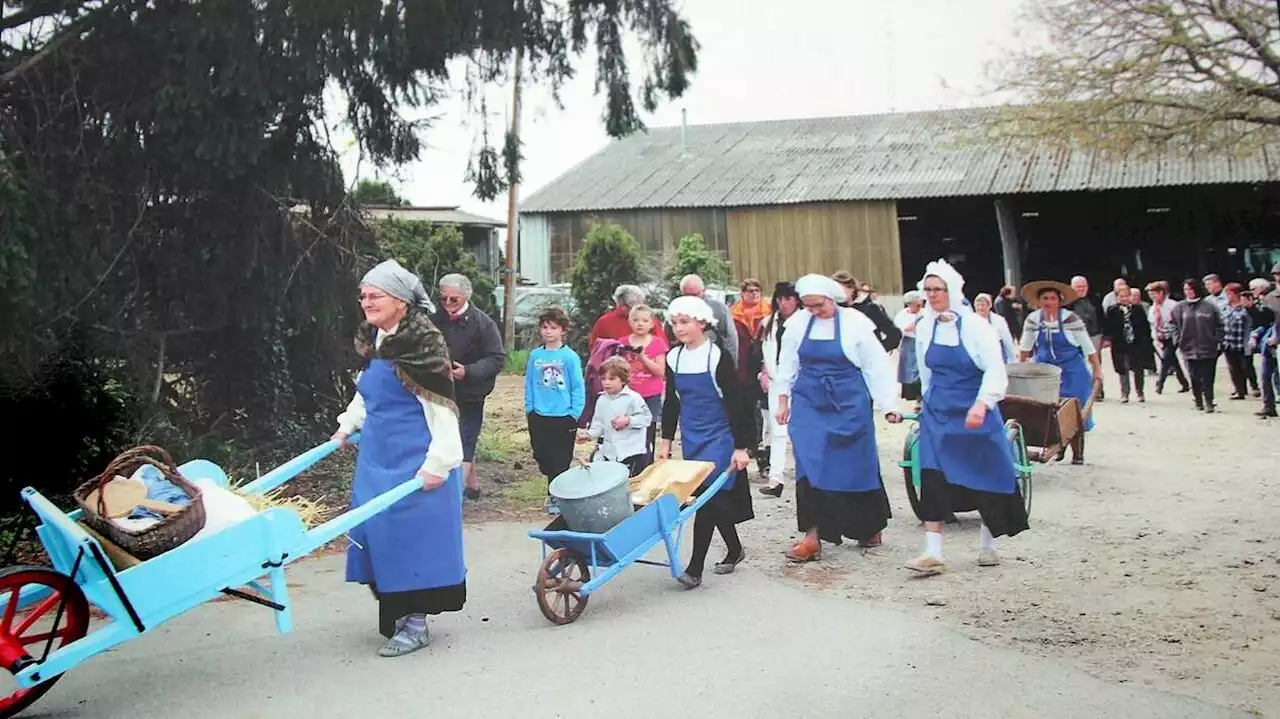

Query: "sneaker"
<box><xmin>1257</xmin><ymin>407</ymin><xmax>1278</xmax><ymax>418</ymax></box>
<box><xmin>1137</xmin><ymin>393</ymin><xmax>1146</xmax><ymax>403</ymax></box>
<box><xmin>758</xmin><ymin>483</ymin><xmax>783</xmax><ymax>498</ymax></box>
<box><xmin>904</xmin><ymin>554</ymin><xmax>946</xmax><ymax>576</ymax></box>
<box><xmin>545</xmin><ymin>497</ymin><xmax>560</xmax><ymax>516</ymax></box>
<box><xmin>1120</xmin><ymin>395</ymin><xmax>1129</xmax><ymax>404</ymax></box>
<box><xmin>978</xmin><ymin>548</ymin><xmax>1001</xmax><ymax>567</ymax></box>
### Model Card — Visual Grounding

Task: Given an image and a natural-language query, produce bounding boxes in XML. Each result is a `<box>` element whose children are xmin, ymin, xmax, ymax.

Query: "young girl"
<box><xmin>579</xmin><ymin>357</ymin><xmax>652</xmax><ymax>476</ymax></box>
<box><xmin>620</xmin><ymin>304</ymin><xmax>668</xmax><ymax>460</ymax></box>
<box><xmin>657</xmin><ymin>296</ymin><xmax>755</xmax><ymax>589</ymax></box>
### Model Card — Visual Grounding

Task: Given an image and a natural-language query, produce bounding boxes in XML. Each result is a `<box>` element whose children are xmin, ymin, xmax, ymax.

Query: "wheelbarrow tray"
<box><xmin>4</xmin><ymin>434</ymin><xmax>426</xmax><ymax>695</ymax></box>
<box><xmin>998</xmin><ymin>395</ymin><xmax>1082</xmax><ymax>460</ymax></box>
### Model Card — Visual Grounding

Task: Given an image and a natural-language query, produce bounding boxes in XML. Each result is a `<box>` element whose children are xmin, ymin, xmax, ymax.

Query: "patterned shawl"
<box><xmin>355</xmin><ymin>308</ymin><xmax>457</xmax><ymax>413</ymax></box>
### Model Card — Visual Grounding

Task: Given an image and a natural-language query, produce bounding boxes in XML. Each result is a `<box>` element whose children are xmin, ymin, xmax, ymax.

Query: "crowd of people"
<box><xmin>325</xmin><ymin>256</ymin><xmax>1280</xmax><ymax>657</ymax></box>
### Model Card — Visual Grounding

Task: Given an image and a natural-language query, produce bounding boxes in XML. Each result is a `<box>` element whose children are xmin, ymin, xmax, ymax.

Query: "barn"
<box><xmin>516</xmin><ymin>107</ymin><xmax>1280</xmax><ymax>297</ymax></box>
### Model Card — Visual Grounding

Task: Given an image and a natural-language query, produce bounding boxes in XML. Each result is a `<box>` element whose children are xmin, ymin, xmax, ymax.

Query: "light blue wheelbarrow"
<box><xmin>0</xmin><ymin>434</ymin><xmax>434</xmax><ymax>718</ymax></box>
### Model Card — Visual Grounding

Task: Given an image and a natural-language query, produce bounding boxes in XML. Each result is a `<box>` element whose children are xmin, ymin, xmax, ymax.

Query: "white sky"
<box><xmin>335</xmin><ymin>0</ymin><xmax>1027</xmax><ymax>221</ymax></box>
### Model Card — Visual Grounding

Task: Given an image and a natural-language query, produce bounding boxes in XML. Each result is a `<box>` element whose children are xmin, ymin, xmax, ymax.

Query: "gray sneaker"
<box><xmin>378</xmin><ymin>626</ymin><xmax>431</xmax><ymax>657</ymax></box>
<box><xmin>978</xmin><ymin>548</ymin><xmax>1001</xmax><ymax>567</ymax></box>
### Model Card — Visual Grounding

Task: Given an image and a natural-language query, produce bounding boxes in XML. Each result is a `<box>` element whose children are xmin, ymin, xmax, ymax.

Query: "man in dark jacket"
<box><xmin>832</xmin><ymin>270</ymin><xmax>902</xmax><ymax>351</ymax></box>
<box><xmin>434</xmin><ymin>273</ymin><xmax>507</xmax><ymax>499</ymax></box>
<box><xmin>1068</xmin><ymin>275</ymin><xmax>1106</xmax><ymax>400</ymax></box>
<box><xmin>1103</xmin><ymin>287</ymin><xmax>1156</xmax><ymax>402</ymax></box>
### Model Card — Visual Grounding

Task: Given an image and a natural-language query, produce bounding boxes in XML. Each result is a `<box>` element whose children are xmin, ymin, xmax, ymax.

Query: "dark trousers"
<box><xmin>1155</xmin><ymin>341</ymin><xmax>1189</xmax><ymax>392</ymax></box>
<box><xmin>1113</xmin><ymin>351</ymin><xmax>1146</xmax><ymax>398</ymax></box>
<box><xmin>1261</xmin><ymin>348</ymin><xmax>1278</xmax><ymax>410</ymax></box>
<box><xmin>1186</xmin><ymin>357</ymin><xmax>1218</xmax><ymax>407</ymax></box>
<box><xmin>527</xmin><ymin>413</ymin><xmax>577</xmax><ymax>487</ymax></box>
<box><xmin>686</xmin><ymin>511</ymin><xmax>742</xmax><ymax>579</ymax></box>
<box><xmin>1223</xmin><ymin>349</ymin><xmax>1257</xmax><ymax>396</ymax></box>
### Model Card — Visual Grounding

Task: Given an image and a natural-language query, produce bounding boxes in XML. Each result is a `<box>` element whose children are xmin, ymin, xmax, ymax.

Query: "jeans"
<box><xmin>1223</xmin><ymin>349</ymin><xmax>1258</xmax><ymax>397</ymax></box>
<box><xmin>1155</xmin><ymin>340</ymin><xmax>1189</xmax><ymax>391</ymax></box>
<box><xmin>1261</xmin><ymin>348</ymin><xmax>1277</xmax><ymax>411</ymax></box>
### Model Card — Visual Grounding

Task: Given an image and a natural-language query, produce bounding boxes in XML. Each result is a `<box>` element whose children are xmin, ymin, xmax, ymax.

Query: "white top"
<box><xmin>335</xmin><ymin>326</ymin><xmax>464</xmax><ymax>479</ymax></box>
<box><xmin>588</xmin><ymin>386</ymin><xmax>653</xmax><ymax>462</ymax></box>
<box><xmin>666</xmin><ymin>341</ymin><xmax>725</xmax><ymax>396</ymax></box>
<box><xmin>1018</xmin><ymin>309</ymin><xmax>1098</xmax><ymax>355</ymax></box>
<box><xmin>979</xmin><ymin>312</ymin><xmax>1017</xmax><ymax>361</ymax></box>
<box><xmin>915</xmin><ymin>313</ymin><xmax>1008</xmax><ymax>409</ymax></box>
<box><xmin>893</xmin><ymin>308</ymin><xmax>923</xmax><ymax>338</ymax></box>
<box><xmin>1147</xmin><ymin>297</ymin><xmax>1179</xmax><ymax>340</ymax></box>
<box><xmin>775</xmin><ymin>307</ymin><xmax>900</xmax><ymax>416</ymax></box>
<box><xmin>760</xmin><ymin>317</ymin><xmax>782</xmax><ymax>381</ymax></box>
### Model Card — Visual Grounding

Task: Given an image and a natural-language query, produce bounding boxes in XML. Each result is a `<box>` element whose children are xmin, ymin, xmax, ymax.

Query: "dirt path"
<box><xmin>482</xmin><ymin>368</ymin><xmax>1280</xmax><ymax>715</ymax></box>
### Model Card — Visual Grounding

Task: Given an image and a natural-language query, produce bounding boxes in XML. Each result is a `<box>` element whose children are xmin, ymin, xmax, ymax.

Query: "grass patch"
<box><xmin>474</xmin><ymin>427</ymin><xmax>522</xmax><ymax>462</ymax></box>
<box><xmin>501</xmin><ymin>476</ymin><xmax>548</xmax><ymax>506</ymax></box>
<box><xmin>503</xmin><ymin>349</ymin><xmax>530</xmax><ymax>375</ymax></box>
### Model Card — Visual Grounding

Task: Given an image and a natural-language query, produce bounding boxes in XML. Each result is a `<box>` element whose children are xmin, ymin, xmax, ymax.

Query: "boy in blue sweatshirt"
<box><xmin>525</xmin><ymin>306</ymin><xmax>586</xmax><ymax>514</ymax></box>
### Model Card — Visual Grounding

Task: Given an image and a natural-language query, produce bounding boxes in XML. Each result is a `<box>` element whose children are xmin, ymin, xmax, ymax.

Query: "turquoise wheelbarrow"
<box><xmin>0</xmin><ymin>434</ymin><xmax>436</xmax><ymax>718</ymax></box>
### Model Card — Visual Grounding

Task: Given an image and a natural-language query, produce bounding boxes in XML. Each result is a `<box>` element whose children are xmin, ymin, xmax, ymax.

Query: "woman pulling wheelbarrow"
<box><xmin>774</xmin><ymin>274</ymin><xmax>902</xmax><ymax>563</ymax></box>
<box><xmin>904</xmin><ymin>260</ymin><xmax>1029</xmax><ymax>577</ymax></box>
<box><xmin>1017</xmin><ymin>278</ymin><xmax>1103</xmax><ymax>464</ymax></box>
<box><xmin>332</xmin><ymin>259</ymin><xmax>467</xmax><ymax>657</ymax></box>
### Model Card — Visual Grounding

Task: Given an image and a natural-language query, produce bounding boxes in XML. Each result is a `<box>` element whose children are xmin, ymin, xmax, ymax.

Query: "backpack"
<box><xmin>579</xmin><ymin>338</ymin><xmax>626</xmax><ymax>428</ymax></box>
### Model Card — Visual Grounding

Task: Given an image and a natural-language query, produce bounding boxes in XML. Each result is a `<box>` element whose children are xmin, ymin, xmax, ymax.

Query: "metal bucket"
<box><xmin>549</xmin><ymin>462</ymin><xmax>634</xmax><ymax>534</ymax></box>
<box><xmin>1006</xmin><ymin>362</ymin><xmax>1062</xmax><ymax>404</ymax></box>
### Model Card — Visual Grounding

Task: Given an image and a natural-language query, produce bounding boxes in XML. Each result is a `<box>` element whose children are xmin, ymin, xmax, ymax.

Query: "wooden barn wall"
<box><xmin>726</xmin><ymin>201</ymin><xmax>903</xmax><ymax>293</ymax></box>
<box><xmin>546</xmin><ymin>209</ymin><xmax>729</xmax><ymax>282</ymax></box>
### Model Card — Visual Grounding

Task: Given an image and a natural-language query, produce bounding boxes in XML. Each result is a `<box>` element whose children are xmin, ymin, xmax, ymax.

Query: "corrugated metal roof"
<box><xmin>363</xmin><ymin>206</ymin><xmax>506</xmax><ymax>227</ymax></box>
<box><xmin>521</xmin><ymin>107</ymin><xmax>1280</xmax><ymax>213</ymax></box>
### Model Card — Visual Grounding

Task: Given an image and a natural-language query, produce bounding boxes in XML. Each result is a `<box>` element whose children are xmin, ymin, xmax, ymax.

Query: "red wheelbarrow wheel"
<box><xmin>535</xmin><ymin>549</ymin><xmax>590</xmax><ymax>625</ymax></box>
<box><xmin>0</xmin><ymin>566</ymin><xmax>90</xmax><ymax>719</ymax></box>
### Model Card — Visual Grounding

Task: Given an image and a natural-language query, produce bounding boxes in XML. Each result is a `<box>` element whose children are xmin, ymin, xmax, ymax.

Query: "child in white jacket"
<box><xmin>578</xmin><ymin>357</ymin><xmax>653</xmax><ymax>476</ymax></box>
<box><xmin>757</xmin><ymin>282</ymin><xmax>800</xmax><ymax>497</ymax></box>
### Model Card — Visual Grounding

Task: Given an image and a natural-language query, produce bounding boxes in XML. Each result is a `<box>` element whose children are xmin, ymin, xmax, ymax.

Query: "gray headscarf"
<box><xmin>361</xmin><ymin>260</ymin><xmax>436</xmax><ymax>313</ymax></box>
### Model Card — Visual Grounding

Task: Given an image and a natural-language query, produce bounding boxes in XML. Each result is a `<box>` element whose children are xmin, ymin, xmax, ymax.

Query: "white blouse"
<box><xmin>915</xmin><ymin>312</ymin><xmax>1008</xmax><ymax>409</ymax></box>
<box><xmin>335</xmin><ymin>326</ymin><xmax>464</xmax><ymax>478</ymax></box>
<box><xmin>666</xmin><ymin>341</ymin><xmax>725</xmax><ymax>396</ymax></box>
<box><xmin>894</xmin><ymin>308</ymin><xmax>923</xmax><ymax>338</ymax></box>
<box><xmin>980</xmin><ymin>312</ymin><xmax>1017</xmax><ymax>361</ymax></box>
<box><xmin>775</xmin><ymin>307</ymin><xmax>900</xmax><ymax>416</ymax></box>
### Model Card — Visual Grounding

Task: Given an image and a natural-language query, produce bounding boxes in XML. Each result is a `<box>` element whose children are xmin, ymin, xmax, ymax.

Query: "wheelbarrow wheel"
<box><xmin>901</xmin><ymin>425</ymin><xmax>958</xmax><ymax>524</ymax></box>
<box><xmin>0</xmin><ymin>566</ymin><xmax>90</xmax><ymax>719</ymax></box>
<box><xmin>1005</xmin><ymin>421</ymin><xmax>1033</xmax><ymax>519</ymax></box>
<box><xmin>535</xmin><ymin>549</ymin><xmax>590</xmax><ymax>625</ymax></box>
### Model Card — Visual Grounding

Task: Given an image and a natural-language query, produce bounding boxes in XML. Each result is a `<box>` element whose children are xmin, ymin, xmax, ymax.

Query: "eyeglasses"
<box><xmin>921</xmin><ymin>286</ymin><xmax>947</xmax><ymax>294</ymax></box>
<box><xmin>358</xmin><ymin>293</ymin><xmax>389</xmax><ymax>303</ymax></box>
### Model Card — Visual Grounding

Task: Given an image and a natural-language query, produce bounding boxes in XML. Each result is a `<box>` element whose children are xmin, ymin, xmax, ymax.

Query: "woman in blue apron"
<box><xmin>775</xmin><ymin>275</ymin><xmax>902</xmax><ymax>563</ymax></box>
<box><xmin>657</xmin><ymin>296</ymin><xmax>755</xmax><ymax>589</ymax></box>
<box><xmin>333</xmin><ymin>260</ymin><xmax>466</xmax><ymax>657</ymax></box>
<box><xmin>974</xmin><ymin>292</ymin><xmax>1017</xmax><ymax>363</ymax></box>
<box><xmin>895</xmin><ymin>291</ymin><xmax>925</xmax><ymax>408</ymax></box>
<box><xmin>1017</xmin><ymin>280</ymin><xmax>1103</xmax><ymax>462</ymax></box>
<box><xmin>904</xmin><ymin>261</ymin><xmax>1029</xmax><ymax>577</ymax></box>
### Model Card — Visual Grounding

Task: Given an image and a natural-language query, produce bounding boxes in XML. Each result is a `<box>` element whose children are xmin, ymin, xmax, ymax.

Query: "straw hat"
<box><xmin>1021</xmin><ymin>279</ymin><xmax>1079</xmax><ymax>308</ymax></box>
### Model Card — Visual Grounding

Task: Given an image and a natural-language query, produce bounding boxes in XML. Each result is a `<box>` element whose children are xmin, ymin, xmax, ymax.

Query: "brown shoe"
<box><xmin>857</xmin><ymin>532</ymin><xmax>883</xmax><ymax>548</ymax></box>
<box><xmin>786</xmin><ymin>537</ymin><xmax>822</xmax><ymax>562</ymax></box>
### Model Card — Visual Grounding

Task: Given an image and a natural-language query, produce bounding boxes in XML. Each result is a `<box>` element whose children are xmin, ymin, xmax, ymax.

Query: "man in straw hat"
<box><xmin>1017</xmin><ymin>279</ymin><xmax>1103</xmax><ymax>459</ymax></box>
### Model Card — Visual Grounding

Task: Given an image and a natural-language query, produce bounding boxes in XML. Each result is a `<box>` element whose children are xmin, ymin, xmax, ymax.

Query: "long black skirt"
<box><xmin>692</xmin><ymin>468</ymin><xmax>754</xmax><ymax>525</ymax></box>
<box><xmin>901</xmin><ymin>381</ymin><xmax>922</xmax><ymax>401</ymax></box>
<box><xmin>795</xmin><ymin>477</ymin><xmax>890</xmax><ymax>544</ymax></box>
<box><xmin>371</xmin><ymin>581</ymin><xmax>467</xmax><ymax>638</ymax></box>
<box><xmin>917</xmin><ymin>469</ymin><xmax>1028</xmax><ymax>538</ymax></box>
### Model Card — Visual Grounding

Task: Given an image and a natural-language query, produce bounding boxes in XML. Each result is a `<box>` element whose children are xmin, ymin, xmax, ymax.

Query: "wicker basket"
<box><xmin>74</xmin><ymin>445</ymin><xmax>206</xmax><ymax>560</ymax></box>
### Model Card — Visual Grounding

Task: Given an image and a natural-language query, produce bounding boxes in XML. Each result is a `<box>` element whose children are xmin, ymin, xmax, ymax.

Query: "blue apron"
<box><xmin>789</xmin><ymin>312</ymin><xmax>881</xmax><ymax>492</ymax></box>
<box><xmin>672</xmin><ymin>347</ymin><xmax>738</xmax><ymax>491</ymax></box>
<box><xmin>1034</xmin><ymin>309</ymin><xmax>1096</xmax><ymax>431</ymax></box>
<box><xmin>346</xmin><ymin>359</ymin><xmax>466</xmax><ymax>593</ymax></box>
<box><xmin>918</xmin><ymin>316</ymin><xmax>1018</xmax><ymax>494</ymax></box>
<box><xmin>897</xmin><ymin>330</ymin><xmax>920</xmax><ymax>385</ymax></box>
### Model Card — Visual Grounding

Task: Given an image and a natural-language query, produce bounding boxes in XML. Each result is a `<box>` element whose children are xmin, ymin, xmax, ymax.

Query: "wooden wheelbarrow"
<box><xmin>998</xmin><ymin>378</ymin><xmax>1101</xmax><ymax>465</ymax></box>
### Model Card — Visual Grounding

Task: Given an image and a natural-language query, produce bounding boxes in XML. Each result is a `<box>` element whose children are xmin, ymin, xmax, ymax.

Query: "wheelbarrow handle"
<box><xmin>238</xmin><ymin>433</ymin><xmax>362</xmax><ymax>496</ymax></box>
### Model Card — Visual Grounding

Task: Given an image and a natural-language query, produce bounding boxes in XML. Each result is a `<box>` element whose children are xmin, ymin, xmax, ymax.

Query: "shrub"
<box><xmin>568</xmin><ymin>222</ymin><xmax>644</xmax><ymax>328</ymax></box>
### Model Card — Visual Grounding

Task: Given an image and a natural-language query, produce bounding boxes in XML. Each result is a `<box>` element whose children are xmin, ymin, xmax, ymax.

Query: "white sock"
<box><xmin>925</xmin><ymin>531</ymin><xmax>943</xmax><ymax>559</ymax></box>
<box><xmin>980</xmin><ymin>524</ymin><xmax>996</xmax><ymax>551</ymax></box>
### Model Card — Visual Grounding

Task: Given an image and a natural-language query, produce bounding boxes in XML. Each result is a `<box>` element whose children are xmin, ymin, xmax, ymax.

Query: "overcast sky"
<box><xmin>335</xmin><ymin>0</ymin><xmax>1028</xmax><ymax>221</ymax></box>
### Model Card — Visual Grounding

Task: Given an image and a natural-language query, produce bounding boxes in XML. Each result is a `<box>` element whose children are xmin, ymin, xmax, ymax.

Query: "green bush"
<box><xmin>568</xmin><ymin>222</ymin><xmax>644</xmax><ymax>331</ymax></box>
<box><xmin>664</xmin><ymin>233</ymin><xmax>731</xmax><ymax>297</ymax></box>
<box><xmin>372</xmin><ymin>219</ymin><xmax>497</xmax><ymax>318</ymax></box>
<box><xmin>504</xmin><ymin>349</ymin><xmax>530</xmax><ymax>375</ymax></box>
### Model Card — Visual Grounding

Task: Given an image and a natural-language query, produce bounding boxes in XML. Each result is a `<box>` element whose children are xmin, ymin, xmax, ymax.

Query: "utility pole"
<box><xmin>502</xmin><ymin>44</ymin><xmax>523</xmax><ymax>350</ymax></box>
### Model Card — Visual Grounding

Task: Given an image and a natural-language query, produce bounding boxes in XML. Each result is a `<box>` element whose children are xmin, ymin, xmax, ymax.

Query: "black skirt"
<box><xmin>795</xmin><ymin>476</ymin><xmax>890</xmax><ymax>543</ymax></box>
<box><xmin>371</xmin><ymin>581</ymin><xmax>467</xmax><ymax>638</ymax></box>
<box><xmin>901</xmin><ymin>381</ymin><xmax>922</xmax><ymax>401</ymax></box>
<box><xmin>917</xmin><ymin>469</ymin><xmax>1029</xmax><ymax>538</ymax></box>
<box><xmin>692</xmin><ymin>468</ymin><xmax>754</xmax><ymax>525</ymax></box>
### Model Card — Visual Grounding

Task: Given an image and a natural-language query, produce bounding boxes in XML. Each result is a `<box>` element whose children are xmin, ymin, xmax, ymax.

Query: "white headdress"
<box><xmin>795</xmin><ymin>273</ymin><xmax>845</xmax><ymax>303</ymax></box>
<box><xmin>665</xmin><ymin>295</ymin><xmax>718</xmax><ymax>327</ymax></box>
<box><xmin>917</xmin><ymin>259</ymin><xmax>970</xmax><ymax>316</ymax></box>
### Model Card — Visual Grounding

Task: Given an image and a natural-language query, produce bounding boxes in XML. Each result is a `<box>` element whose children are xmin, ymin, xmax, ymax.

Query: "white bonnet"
<box><xmin>795</xmin><ymin>274</ymin><xmax>845</xmax><ymax>303</ymax></box>
<box><xmin>665</xmin><ymin>295</ymin><xmax>718</xmax><ymax>327</ymax></box>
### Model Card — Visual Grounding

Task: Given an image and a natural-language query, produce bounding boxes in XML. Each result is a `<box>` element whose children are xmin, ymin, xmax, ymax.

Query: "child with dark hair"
<box><xmin>578</xmin><ymin>356</ymin><xmax>652</xmax><ymax>476</ymax></box>
<box><xmin>525</xmin><ymin>307</ymin><xmax>585</xmax><ymax>515</ymax></box>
